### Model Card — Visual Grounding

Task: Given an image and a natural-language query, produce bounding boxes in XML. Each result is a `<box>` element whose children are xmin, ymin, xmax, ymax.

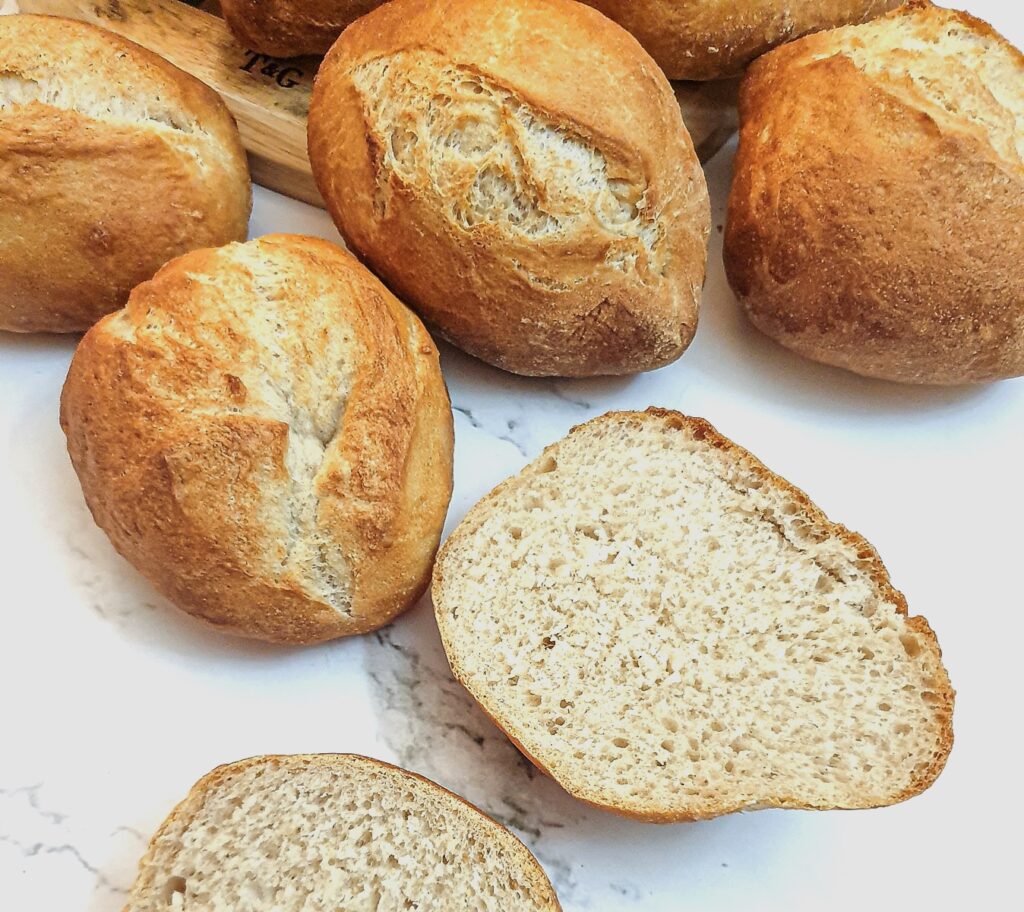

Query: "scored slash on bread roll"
<box><xmin>122</xmin><ymin>755</ymin><xmax>562</xmax><ymax>911</ymax></box>
<box><xmin>724</xmin><ymin>1</ymin><xmax>1024</xmax><ymax>384</ymax></box>
<box><xmin>307</xmin><ymin>0</ymin><xmax>711</xmax><ymax>378</ymax></box>
<box><xmin>0</xmin><ymin>14</ymin><xmax>251</xmax><ymax>334</ymax></box>
<box><xmin>60</xmin><ymin>234</ymin><xmax>454</xmax><ymax>645</ymax></box>
<box><xmin>221</xmin><ymin>0</ymin><xmax>387</xmax><ymax>58</ymax></box>
<box><xmin>580</xmin><ymin>0</ymin><xmax>903</xmax><ymax>81</ymax></box>
<box><xmin>434</xmin><ymin>409</ymin><xmax>954</xmax><ymax>822</ymax></box>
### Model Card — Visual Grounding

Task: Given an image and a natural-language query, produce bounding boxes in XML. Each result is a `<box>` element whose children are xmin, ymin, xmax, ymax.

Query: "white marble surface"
<box><xmin>3</xmin><ymin>3</ymin><xmax>1023</xmax><ymax>908</ymax></box>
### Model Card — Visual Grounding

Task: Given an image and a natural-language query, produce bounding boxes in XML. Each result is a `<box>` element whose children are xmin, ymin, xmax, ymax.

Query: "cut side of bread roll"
<box><xmin>434</xmin><ymin>410</ymin><xmax>954</xmax><ymax>821</ymax></box>
<box><xmin>123</xmin><ymin>755</ymin><xmax>561</xmax><ymax>911</ymax></box>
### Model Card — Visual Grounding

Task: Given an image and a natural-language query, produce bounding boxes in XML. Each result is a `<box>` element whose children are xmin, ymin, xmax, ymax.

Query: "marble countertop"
<box><xmin>3</xmin><ymin>3</ymin><xmax>1023</xmax><ymax>908</ymax></box>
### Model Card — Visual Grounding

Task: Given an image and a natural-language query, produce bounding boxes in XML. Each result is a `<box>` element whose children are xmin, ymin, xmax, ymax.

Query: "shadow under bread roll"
<box><xmin>725</xmin><ymin>1</ymin><xmax>1024</xmax><ymax>384</ymax></box>
<box><xmin>308</xmin><ymin>0</ymin><xmax>710</xmax><ymax>378</ymax></box>
<box><xmin>0</xmin><ymin>14</ymin><xmax>252</xmax><ymax>334</ymax></box>
<box><xmin>60</xmin><ymin>235</ymin><xmax>454</xmax><ymax>645</ymax></box>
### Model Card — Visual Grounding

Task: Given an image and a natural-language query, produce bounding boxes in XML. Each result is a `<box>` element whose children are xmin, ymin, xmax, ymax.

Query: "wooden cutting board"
<box><xmin>14</xmin><ymin>0</ymin><xmax>738</xmax><ymax>208</ymax></box>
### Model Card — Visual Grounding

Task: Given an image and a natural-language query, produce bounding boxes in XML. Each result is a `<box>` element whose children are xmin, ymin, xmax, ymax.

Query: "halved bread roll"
<box><xmin>434</xmin><ymin>409</ymin><xmax>954</xmax><ymax>821</ymax></box>
<box><xmin>122</xmin><ymin>755</ymin><xmax>561</xmax><ymax>911</ymax></box>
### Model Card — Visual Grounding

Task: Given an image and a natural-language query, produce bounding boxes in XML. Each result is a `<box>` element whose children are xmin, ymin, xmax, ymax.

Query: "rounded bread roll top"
<box><xmin>724</xmin><ymin>1</ymin><xmax>1024</xmax><ymax>384</ymax></box>
<box><xmin>221</xmin><ymin>0</ymin><xmax>388</xmax><ymax>58</ymax></box>
<box><xmin>581</xmin><ymin>0</ymin><xmax>903</xmax><ymax>81</ymax></box>
<box><xmin>308</xmin><ymin>0</ymin><xmax>711</xmax><ymax>378</ymax></box>
<box><xmin>0</xmin><ymin>14</ymin><xmax>251</xmax><ymax>333</ymax></box>
<box><xmin>60</xmin><ymin>234</ymin><xmax>454</xmax><ymax>645</ymax></box>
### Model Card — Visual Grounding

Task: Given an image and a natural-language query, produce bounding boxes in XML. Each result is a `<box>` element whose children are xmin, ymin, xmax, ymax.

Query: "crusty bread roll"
<box><xmin>434</xmin><ymin>410</ymin><xmax>954</xmax><ymax>822</ymax></box>
<box><xmin>725</xmin><ymin>1</ymin><xmax>1024</xmax><ymax>384</ymax></box>
<box><xmin>123</xmin><ymin>755</ymin><xmax>561</xmax><ymax>911</ymax></box>
<box><xmin>307</xmin><ymin>0</ymin><xmax>711</xmax><ymax>377</ymax></box>
<box><xmin>581</xmin><ymin>0</ymin><xmax>902</xmax><ymax>80</ymax></box>
<box><xmin>221</xmin><ymin>0</ymin><xmax>385</xmax><ymax>57</ymax></box>
<box><xmin>60</xmin><ymin>235</ymin><xmax>453</xmax><ymax>645</ymax></box>
<box><xmin>0</xmin><ymin>15</ymin><xmax>251</xmax><ymax>334</ymax></box>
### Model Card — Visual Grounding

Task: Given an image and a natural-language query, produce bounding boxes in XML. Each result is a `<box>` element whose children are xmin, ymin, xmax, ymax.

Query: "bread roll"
<box><xmin>221</xmin><ymin>0</ymin><xmax>385</xmax><ymax>57</ymax></box>
<box><xmin>123</xmin><ymin>755</ymin><xmax>561</xmax><ymax>911</ymax></box>
<box><xmin>581</xmin><ymin>0</ymin><xmax>902</xmax><ymax>80</ymax></box>
<box><xmin>307</xmin><ymin>0</ymin><xmax>711</xmax><ymax>377</ymax></box>
<box><xmin>60</xmin><ymin>235</ymin><xmax>453</xmax><ymax>645</ymax></box>
<box><xmin>725</xmin><ymin>2</ymin><xmax>1024</xmax><ymax>384</ymax></box>
<box><xmin>434</xmin><ymin>410</ymin><xmax>954</xmax><ymax>822</ymax></box>
<box><xmin>0</xmin><ymin>15</ymin><xmax>251</xmax><ymax>334</ymax></box>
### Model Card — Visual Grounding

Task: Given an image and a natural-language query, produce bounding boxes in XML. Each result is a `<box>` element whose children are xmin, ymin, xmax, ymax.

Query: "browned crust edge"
<box><xmin>582</xmin><ymin>0</ymin><xmax>904</xmax><ymax>81</ymax></box>
<box><xmin>220</xmin><ymin>0</ymin><xmax>384</xmax><ymax>58</ymax></box>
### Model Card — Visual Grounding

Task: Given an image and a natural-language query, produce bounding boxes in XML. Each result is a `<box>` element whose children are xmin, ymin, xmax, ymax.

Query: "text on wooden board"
<box><xmin>240</xmin><ymin>51</ymin><xmax>306</xmax><ymax>89</ymax></box>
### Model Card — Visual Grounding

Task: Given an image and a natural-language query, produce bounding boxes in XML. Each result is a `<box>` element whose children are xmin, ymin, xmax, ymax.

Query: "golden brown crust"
<box><xmin>581</xmin><ymin>0</ymin><xmax>902</xmax><ymax>80</ymax></box>
<box><xmin>724</xmin><ymin>1</ymin><xmax>1024</xmax><ymax>384</ymax></box>
<box><xmin>125</xmin><ymin>754</ymin><xmax>561</xmax><ymax>911</ymax></box>
<box><xmin>60</xmin><ymin>234</ymin><xmax>453</xmax><ymax>645</ymax></box>
<box><xmin>433</xmin><ymin>408</ymin><xmax>955</xmax><ymax>822</ymax></box>
<box><xmin>221</xmin><ymin>0</ymin><xmax>386</xmax><ymax>57</ymax></box>
<box><xmin>0</xmin><ymin>14</ymin><xmax>251</xmax><ymax>334</ymax></box>
<box><xmin>307</xmin><ymin>0</ymin><xmax>710</xmax><ymax>377</ymax></box>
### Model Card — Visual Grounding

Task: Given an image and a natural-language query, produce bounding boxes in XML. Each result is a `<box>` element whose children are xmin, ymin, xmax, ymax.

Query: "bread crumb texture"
<box><xmin>352</xmin><ymin>50</ymin><xmax>663</xmax><ymax>283</ymax></box>
<box><xmin>435</xmin><ymin>410</ymin><xmax>954</xmax><ymax>821</ymax></box>
<box><xmin>123</xmin><ymin>755</ymin><xmax>561</xmax><ymax>911</ymax></box>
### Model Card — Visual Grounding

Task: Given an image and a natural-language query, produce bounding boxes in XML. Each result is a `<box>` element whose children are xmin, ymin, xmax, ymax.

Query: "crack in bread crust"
<box><xmin>352</xmin><ymin>51</ymin><xmax>664</xmax><ymax>284</ymax></box>
<box><xmin>307</xmin><ymin>0</ymin><xmax>711</xmax><ymax>377</ymax></box>
<box><xmin>0</xmin><ymin>15</ymin><xmax>252</xmax><ymax>333</ymax></box>
<box><xmin>60</xmin><ymin>235</ymin><xmax>454</xmax><ymax>644</ymax></box>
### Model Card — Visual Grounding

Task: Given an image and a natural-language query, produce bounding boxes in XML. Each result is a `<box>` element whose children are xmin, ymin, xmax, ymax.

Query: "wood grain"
<box><xmin>13</xmin><ymin>0</ymin><xmax>736</xmax><ymax>207</ymax></box>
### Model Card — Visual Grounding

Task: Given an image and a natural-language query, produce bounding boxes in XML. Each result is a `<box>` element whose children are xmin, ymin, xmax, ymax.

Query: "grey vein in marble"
<box><xmin>0</xmin><ymin>784</ymin><xmax>134</xmax><ymax>899</ymax></box>
<box><xmin>364</xmin><ymin>609</ymin><xmax>653</xmax><ymax>909</ymax></box>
